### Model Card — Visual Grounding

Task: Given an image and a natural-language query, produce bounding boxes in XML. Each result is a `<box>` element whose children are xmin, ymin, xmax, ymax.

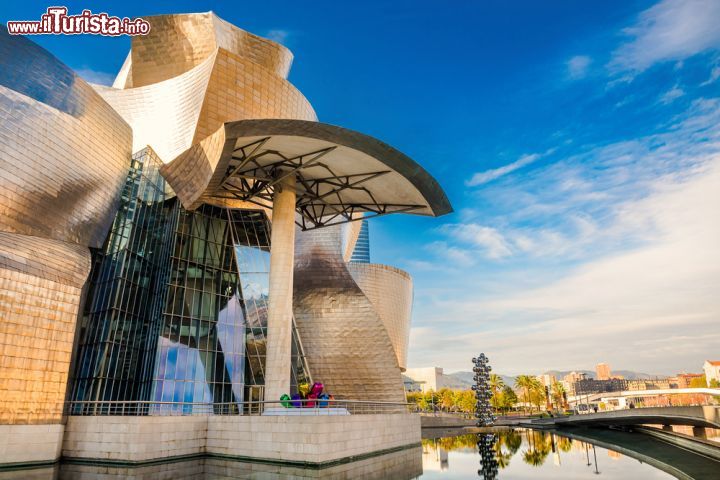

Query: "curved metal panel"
<box><xmin>160</xmin><ymin>119</ymin><xmax>452</xmax><ymax>227</ymax></box>
<box><xmin>347</xmin><ymin>263</ymin><xmax>413</xmax><ymax>371</ymax></box>
<box><xmin>0</xmin><ymin>29</ymin><xmax>133</xmax><ymax>248</ymax></box>
<box><xmin>0</xmin><ymin>233</ymin><xmax>90</xmax><ymax>424</ymax></box>
<box><xmin>293</xmin><ymin>225</ymin><xmax>406</xmax><ymax>402</ymax></box>
<box><xmin>127</xmin><ymin>12</ymin><xmax>293</xmax><ymax>88</ymax></box>
<box><xmin>223</xmin><ymin>120</ymin><xmax>453</xmax><ymax>217</ymax></box>
<box><xmin>95</xmin><ymin>52</ymin><xmax>216</xmax><ymax>162</ymax></box>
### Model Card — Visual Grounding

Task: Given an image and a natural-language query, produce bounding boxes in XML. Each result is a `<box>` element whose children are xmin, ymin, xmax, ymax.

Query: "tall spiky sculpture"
<box><xmin>472</xmin><ymin>353</ymin><xmax>498</xmax><ymax>478</ymax></box>
<box><xmin>471</xmin><ymin>353</ymin><xmax>496</xmax><ymax>427</ymax></box>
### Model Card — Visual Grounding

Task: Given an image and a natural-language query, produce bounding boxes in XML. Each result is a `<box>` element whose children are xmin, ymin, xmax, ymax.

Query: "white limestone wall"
<box><xmin>206</xmin><ymin>414</ymin><xmax>420</xmax><ymax>464</ymax></box>
<box><xmin>62</xmin><ymin>416</ymin><xmax>207</xmax><ymax>462</ymax></box>
<box><xmin>0</xmin><ymin>424</ymin><xmax>64</xmax><ymax>465</ymax></box>
<box><xmin>60</xmin><ymin>414</ymin><xmax>420</xmax><ymax>465</ymax></box>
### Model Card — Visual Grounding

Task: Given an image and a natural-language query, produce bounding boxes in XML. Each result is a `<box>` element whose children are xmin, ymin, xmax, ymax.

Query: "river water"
<box><xmin>0</xmin><ymin>429</ymin><xmax>682</xmax><ymax>479</ymax></box>
<box><xmin>418</xmin><ymin>430</ymin><xmax>673</xmax><ymax>479</ymax></box>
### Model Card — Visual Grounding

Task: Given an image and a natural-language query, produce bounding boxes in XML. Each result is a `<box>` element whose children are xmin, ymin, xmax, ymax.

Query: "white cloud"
<box><xmin>659</xmin><ymin>85</ymin><xmax>685</xmax><ymax>104</ymax></box>
<box><xmin>75</xmin><ymin>67</ymin><xmax>115</xmax><ymax>86</ymax></box>
<box><xmin>266</xmin><ymin>29</ymin><xmax>290</xmax><ymax>45</ymax></box>
<box><xmin>425</xmin><ymin>241</ymin><xmax>476</xmax><ymax>266</ymax></box>
<box><xmin>466</xmin><ymin>153</ymin><xmax>540</xmax><ymax>186</ymax></box>
<box><xmin>567</xmin><ymin>55</ymin><xmax>592</xmax><ymax>79</ymax></box>
<box><xmin>409</xmin><ymin>97</ymin><xmax>720</xmax><ymax>374</ymax></box>
<box><xmin>409</xmin><ymin>158</ymin><xmax>720</xmax><ymax>374</ymax></box>
<box><xmin>701</xmin><ymin>65</ymin><xmax>720</xmax><ymax>85</ymax></box>
<box><xmin>610</xmin><ymin>0</ymin><xmax>720</xmax><ymax>73</ymax></box>
<box><xmin>441</xmin><ymin>224</ymin><xmax>513</xmax><ymax>259</ymax></box>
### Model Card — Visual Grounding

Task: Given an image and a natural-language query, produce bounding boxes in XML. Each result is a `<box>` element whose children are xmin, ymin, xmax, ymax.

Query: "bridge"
<box><xmin>522</xmin><ymin>406</ymin><xmax>720</xmax><ymax>429</ymax></box>
<box><xmin>568</xmin><ymin>387</ymin><xmax>720</xmax><ymax>406</ymax></box>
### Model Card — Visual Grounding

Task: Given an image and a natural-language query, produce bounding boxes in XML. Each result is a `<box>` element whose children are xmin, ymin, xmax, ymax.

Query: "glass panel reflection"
<box><xmin>71</xmin><ymin>163</ymin><xmax>310</xmax><ymax>414</ymax></box>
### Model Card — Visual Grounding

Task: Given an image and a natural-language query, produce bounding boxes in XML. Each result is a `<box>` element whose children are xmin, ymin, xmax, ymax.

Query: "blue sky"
<box><xmin>4</xmin><ymin>0</ymin><xmax>718</xmax><ymax>375</ymax></box>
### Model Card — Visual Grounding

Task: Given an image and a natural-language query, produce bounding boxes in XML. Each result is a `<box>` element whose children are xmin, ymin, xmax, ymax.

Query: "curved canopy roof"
<box><xmin>161</xmin><ymin>119</ymin><xmax>452</xmax><ymax>230</ymax></box>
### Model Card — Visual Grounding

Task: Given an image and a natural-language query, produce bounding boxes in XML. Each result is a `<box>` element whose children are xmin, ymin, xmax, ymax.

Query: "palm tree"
<box><xmin>489</xmin><ymin>374</ymin><xmax>505</xmax><ymax>412</ymax></box>
<box><xmin>551</xmin><ymin>381</ymin><xmax>566</xmax><ymax>410</ymax></box>
<box><xmin>514</xmin><ymin>375</ymin><xmax>534</xmax><ymax>413</ymax></box>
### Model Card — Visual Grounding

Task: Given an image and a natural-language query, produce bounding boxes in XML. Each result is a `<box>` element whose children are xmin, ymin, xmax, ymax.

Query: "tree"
<box><xmin>439</xmin><ymin>388</ymin><xmax>456</xmax><ymax>411</ymax></box>
<box><xmin>528</xmin><ymin>382</ymin><xmax>546</xmax><ymax>412</ymax></box>
<box><xmin>457</xmin><ymin>390</ymin><xmax>476</xmax><ymax>414</ymax></box>
<box><xmin>496</xmin><ymin>386</ymin><xmax>518</xmax><ymax>414</ymax></box>
<box><xmin>710</xmin><ymin>379</ymin><xmax>720</xmax><ymax>388</ymax></box>
<box><xmin>551</xmin><ymin>382</ymin><xmax>566</xmax><ymax>409</ymax></box>
<box><xmin>490</xmin><ymin>374</ymin><xmax>505</xmax><ymax>394</ymax></box>
<box><xmin>515</xmin><ymin>375</ymin><xmax>536</xmax><ymax>412</ymax></box>
<box><xmin>690</xmin><ymin>375</ymin><xmax>707</xmax><ymax>388</ymax></box>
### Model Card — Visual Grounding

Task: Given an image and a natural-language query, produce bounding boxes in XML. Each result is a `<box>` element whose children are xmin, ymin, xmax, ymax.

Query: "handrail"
<box><xmin>61</xmin><ymin>399</ymin><xmax>417</xmax><ymax>416</ymax></box>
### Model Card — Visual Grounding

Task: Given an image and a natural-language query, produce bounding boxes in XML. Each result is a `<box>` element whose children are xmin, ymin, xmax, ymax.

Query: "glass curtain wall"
<box><xmin>150</xmin><ymin>205</ymin><xmax>310</xmax><ymax>413</ymax></box>
<box><xmin>70</xmin><ymin>148</ymin><xmax>172</xmax><ymax>412</ymax></box>
<box><xmin>71</xmin><ymin>159</ymin><xmax>310</xmax><ymax>414</ymax></box>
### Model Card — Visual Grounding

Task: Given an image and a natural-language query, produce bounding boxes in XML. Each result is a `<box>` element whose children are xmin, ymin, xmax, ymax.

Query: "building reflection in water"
<box><xmin>422</xmin><ymin>438</ymin><xmax>449</xmax><ymax>471</ymax></box>
<box><xmin>420</xmin><ymin>430</ymin><xmax>612</xmax><ymax>476</ymax></box>
<box><xmin>0</xmin><ymin>446</ymin><xmax>423</xmax><ymax>480</ymax></box>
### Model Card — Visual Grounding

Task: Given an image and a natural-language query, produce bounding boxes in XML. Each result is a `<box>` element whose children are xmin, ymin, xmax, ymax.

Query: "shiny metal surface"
<box><xmin>294</xmin><ymin>225</ymin><xmax>407</xmax><ymax>403</ymax></box>
<box><xmin>96</xmin><ymin>12</ymin><xmax>315</xmax><ymax>163</ymax></box>
<box><xmin>0</xmin><ymin>29</ymin><xmax>132</xmax><ymax>248</ymax></box>
<box><xmin>160</xmin><ymin>119</ymin><xmax>452</xmax><ymax>226</ymax></box>
<box><xmin>0</xmin><ymin>234</ymin><xmax>90</xmax><ymax>424</ymax></box>
<box><xmin>347</xmin><ymin>262</ymin><xmax>413</xmax><ymax>372</ymax></box>
<box><xmin>0</xmin><ymin>28</ymin><xmax>132</xmax><ymax>425</ymax></box>
<box><xmin>0</xmin><ymin>11</ymin><xmax>449</xmax><ymax>426</ymax></box>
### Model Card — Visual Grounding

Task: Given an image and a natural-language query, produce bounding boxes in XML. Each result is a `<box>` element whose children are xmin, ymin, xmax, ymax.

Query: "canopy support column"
<box><xmin>264</xmin><ymin>174</ymin><xmax>296</xmax><ymax>404</ymax></box>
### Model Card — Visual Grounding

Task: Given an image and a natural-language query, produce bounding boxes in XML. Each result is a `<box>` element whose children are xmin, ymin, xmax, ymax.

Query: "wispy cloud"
<box><xmin>567</xmin><ymin>55</ymin><xmax>592</xmax><ymax>79</ymax></box>
<box><xmin>410</xmin><ymin>157</ymin><xmax>720</xmax><ymax>374</ymax></box>
<box><xmin>75</xmin><ymin>67</ymin><xmax>115</xmax><ymax>86</ymax></box>
<box><xmin>440</xmin><ymin>224</ymin><xmax>512</xmax><ymax>259</ymax></box>
<box><xmin>409</xmin><ymin>97</ymin><xmax>720</xmax><ymax>374</ymax></box>
<box><xmin>610</xmin><ymin>0</ymin><xmax>720</xmax><ymax>73</ymax></box>
<box><xmin>701</xmin><ymin>65</ymin><xmax>720</xmax><ymax>85</ymax></box>
<box><xmin>466</xmin><ymin>152</ymin><xmax>542</xmax><ymax>187</ymax></box>
<box><xmin>266</xmin><ymin>29</ymin><xmax>290</xmax><ymax>45</ymax></box>
<box><xmin>425</xmin><ymin>241</ymin><xmax>476</xmax><ymax>266</ymax></box>
<box><xmin>659</xmin><ymin>85</ymin><xmax>685</xmax><ymax>104</ymax></box>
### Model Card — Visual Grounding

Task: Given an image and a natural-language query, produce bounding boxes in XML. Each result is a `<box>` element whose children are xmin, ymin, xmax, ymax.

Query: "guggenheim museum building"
<box><xmin>0</xmin><ymin>12</ymin><xmax>450</xmax><ymax>468</ymax></box>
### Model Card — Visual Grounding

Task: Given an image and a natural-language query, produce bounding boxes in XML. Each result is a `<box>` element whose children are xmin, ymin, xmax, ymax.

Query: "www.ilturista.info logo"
<box><xmin>6</xmin><ymin>7</ymin><xmax>151</xmax><ymax>36</ymax></box>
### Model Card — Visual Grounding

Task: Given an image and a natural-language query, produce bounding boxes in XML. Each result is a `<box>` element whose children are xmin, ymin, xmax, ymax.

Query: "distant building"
<box><xmin>625</xmin><ymin>379</ymin><xmax>671</xmax><ymax>391</ymax></box>
<box><xmin>562</xmin><ymin>371</ymin><xmax>587</xmax><ymax>396</ymax></box>
<box><xmin>575</xmin><ymin>378</ymin><xmax>627</xmax><ymax>395</ymax></box>
<box><xmin>563</xmin><ymin>371</ymin><xmax>586</xmax><ymax>383</ymax></box>
<box><xmin>703</xmin><ymin>360</ymin><xmax>720</xmax><ymax>386</ymax></box>
<box><xmin>596</xmin><ymin>363</ymin><xmax>611</xmax><ymax>380</ymax></box>
<box><xmin>670</xmin><ymin>373</ymin><xmax>705</xmax><ymax>389</ymax></box>
<box><xmin>537</xmin><ymin>374</ymin><xmax>557</xmax><ymax>388</ymax></box>
<box><xmin>405</xmin><ymin>367</ymin><xmax>445</xmax><ymax>393</ymax></box>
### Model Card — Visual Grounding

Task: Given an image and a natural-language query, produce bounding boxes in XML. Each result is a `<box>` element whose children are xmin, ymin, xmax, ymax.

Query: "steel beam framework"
<box><xmin>213</xmin><ymin>138</ymin><xmax>426</xmax><ymax>230</ymax></box>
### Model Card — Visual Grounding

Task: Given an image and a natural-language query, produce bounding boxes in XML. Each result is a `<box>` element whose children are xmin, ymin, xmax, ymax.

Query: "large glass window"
<box><xmin>71</xmin><ymin>159</ymin><xmax>310</xmax><ymax>414</ymax></box>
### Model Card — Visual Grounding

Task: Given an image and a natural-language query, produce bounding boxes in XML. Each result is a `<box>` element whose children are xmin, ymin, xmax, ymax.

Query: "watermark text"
<box><xmin>7</xmin><ymin>7</ymin><xmax>151</xmax><ymax>36</ymax></box>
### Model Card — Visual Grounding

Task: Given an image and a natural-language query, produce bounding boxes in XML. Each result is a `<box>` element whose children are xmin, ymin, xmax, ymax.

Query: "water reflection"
<box><xmin>0</xmin><ymin>430</ymin><xmax>679</xmax><ymax>479</ymax></box>
<box><xmin>0</xmin><ymin>447</ymin><xmax>423</xmax><ymax>480</ymax></box>
<box><xmin>420</xmin><ymin>429</ymin><xmax>674</xmax><ymax>479</ymax></box>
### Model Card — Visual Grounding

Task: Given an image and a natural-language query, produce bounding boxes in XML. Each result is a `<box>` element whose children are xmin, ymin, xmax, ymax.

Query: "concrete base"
<box><xmin>51</xmin><ymin>414</ymin><xmax>420</xmax><ymax>467</ymax></box>
<box><xmin>0</xmin><ymin>424</ymin><xmax>64</xmax><ymax>467</ymax></box>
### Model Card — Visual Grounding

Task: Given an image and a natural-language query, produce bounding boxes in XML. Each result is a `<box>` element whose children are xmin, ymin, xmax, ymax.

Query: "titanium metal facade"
<box><xmin>0</xmin><ymin>26</ymin><xmax>132</xmax><ymax>425</ymax></box>
<box><xmin>0</xmin><ymin>11</ymin><xmax>451</xmax><ymax>437</ymax></box>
